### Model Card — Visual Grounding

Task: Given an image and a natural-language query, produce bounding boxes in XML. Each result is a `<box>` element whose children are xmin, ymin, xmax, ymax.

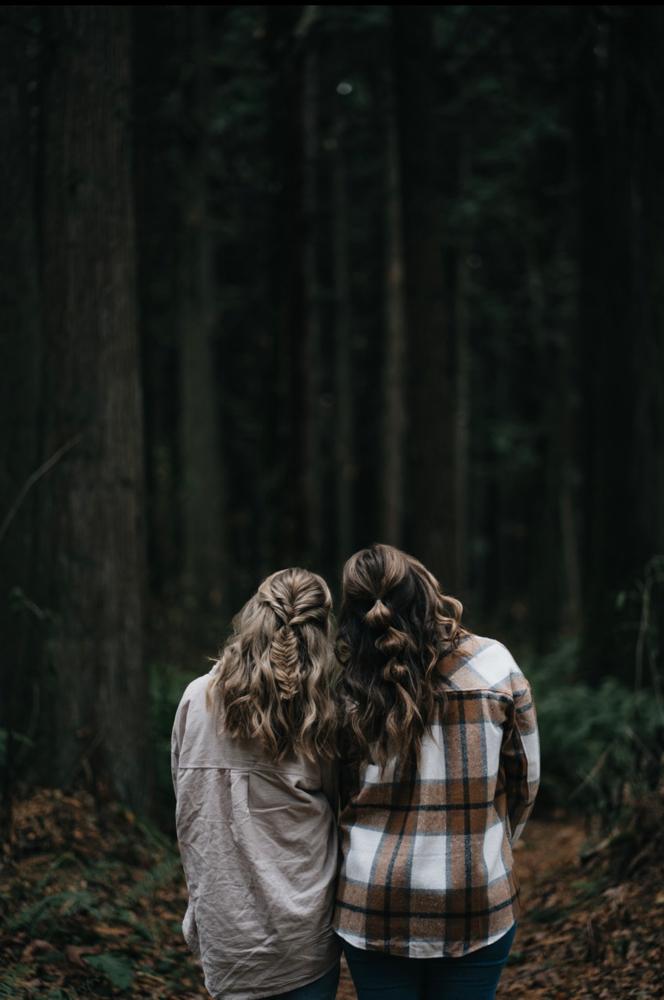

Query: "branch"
<box><xmin>0</xmin><ymin>434</ymin><xmax>84</xmax><ymax>545</ymax></box>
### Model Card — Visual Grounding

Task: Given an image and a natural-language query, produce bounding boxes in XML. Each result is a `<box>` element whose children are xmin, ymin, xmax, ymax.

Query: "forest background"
<box><xmin>2</xmin><ymin>3</ymin><xmax>664</xmax><ymax>831</ymax></box>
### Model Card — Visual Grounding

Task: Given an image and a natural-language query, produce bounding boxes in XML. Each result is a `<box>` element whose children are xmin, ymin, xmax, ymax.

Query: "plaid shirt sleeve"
<box><xmin>502</xmin><ymin>676</ymin><xmax>540</xmax><ymax>843</ymax></box>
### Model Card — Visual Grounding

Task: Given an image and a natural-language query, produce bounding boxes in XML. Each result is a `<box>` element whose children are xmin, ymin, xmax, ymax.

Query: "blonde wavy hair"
<box><xmin>206</xmin><ymin>568</ymin><xmax>338</xmax><ymax>762</ymax></box>
<box><xmin>337</xmin><ymin>544</ymin><xmax>467</xmax><ymax>767</ymax></box>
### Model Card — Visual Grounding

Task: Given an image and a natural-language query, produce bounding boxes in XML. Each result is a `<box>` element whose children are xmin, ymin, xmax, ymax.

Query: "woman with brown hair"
<box><xmin>334</xmin><ymin>544</ymin><xmax>540</xmax><ymax>1000</ymax></box>
<box><xmin>172</xmin><ymin>568</ymin><xmax>341</xmax><ymax>1000</ymax></box>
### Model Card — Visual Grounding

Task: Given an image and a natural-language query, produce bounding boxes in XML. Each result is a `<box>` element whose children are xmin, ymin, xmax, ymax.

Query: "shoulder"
<box><xmin>440</xmin><ymin>634</ymin><xmax>527</xmax><ymax>697</ymax></box>
<box><xmin>174</xmin><ymin>670</ymin><xmax>215</xmax><ymax>729</ymax></box>
<box><xmin>181</xmin><ymin>671</ymin><xmax>213</xmax><ymax>707</ymax></box>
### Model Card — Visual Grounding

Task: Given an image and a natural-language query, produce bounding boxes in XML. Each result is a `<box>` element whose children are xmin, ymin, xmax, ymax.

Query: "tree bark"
<box><xmin>0</xmin><ymin>6</ymin><xmax>43</xmax><ymax>836</ymax></box>
<box><xmin>302</xmin><ymin>44</ymin><xmax>322</xmax><ymax>563</ymax></box>
<box><xmin>265</xmin><ymin>7</ymin><xmax>307</xmax><ymax>567</ymax></box>
<box><xmin>41</xmin><ymin>6</ymin><xmax>152</xmax><ymax>812</ymax></box>
<box><xmin>454</xmin><ymin>132</ymin><xmax>472</xmax><ymax>598</ymax></box>
<box><xmin>382</xmin><ymin>82</ymin><xmax>406</xmax><ymax>549</ymax></box>
<box><xmin>333</xmin><ymin>113</ymin><xmax>354</xmax><ymax>565</ymax></box>
<box><xmin>179</xmin><ymin>6</ymin><xmax>225</xmax><ymax>615</ymax></box>
<box><xmin>576</xmin><ymin>11</ymin><xmax>643</xmax><ymax>679</ymax></box>
<box><xmin>392</xmin><ymin>6</ymin><xmax>457</xmax><ymax>589</ymax></box>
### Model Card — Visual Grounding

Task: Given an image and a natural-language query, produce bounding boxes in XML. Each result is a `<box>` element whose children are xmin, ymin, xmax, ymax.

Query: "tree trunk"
<box><xmin>576</xmin><ymin>12</ymin><xmax>642</xmax><ymax>679</ymax></box>
<box><xmin>302</xmin><ymin>45</ymin><xmax>322</xmax><ymax>564</ymax></box>
<box><xmin>0</xmin><ymin>6</ymin><xmax>43</xmax><ymax>836</ymax></box>
<box><xmin>392</xmin><ymin>6</ymin><xmax>456</xmax><ymax>589</ymax></box>
<box><xmin>265</xmin><ymin>7</ymin><xmax>307</xmax><ymax>567</ymax></box>
<box><xmin>333</xmin><ymin>113</ymin><xmax>354</xmax><ymax>565</ymax></box>
<box><xmin>41</xmin><ymin>6</ymin><xmax>152</xmax><ymax>812</ymax></box>
<box><xmin>454</xmin><ymin>132</ymin><xmax>472</xmax><ymax>598</ymax></box>
<box><xmin>382</xmin><ymin>83</ymin><xmax>406</xmax><ymax>549</ymax></box>
<box><xmin>179</xmin><ymin>6</ymin><xmax>225</xmax><ymax>615</ymax></box>
<box><xmin>632</xmin><ymin>9</ymin><xmax>664</xmax><ymax>560</ymax></box>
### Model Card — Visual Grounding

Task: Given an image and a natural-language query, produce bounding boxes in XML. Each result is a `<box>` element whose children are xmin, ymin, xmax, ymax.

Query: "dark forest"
<box><xmin>2</xmin><ymin>7</ymin><xmax>664</xmax><ymax>998</ymax></box>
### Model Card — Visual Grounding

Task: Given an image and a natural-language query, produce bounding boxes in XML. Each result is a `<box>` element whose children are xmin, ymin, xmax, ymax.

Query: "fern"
<box><xmin>115</xmin><ymin>908</ymin><xmax>155</xmax><ymax>941</ymax></box>
<box><xmin>123</xmin><ymin>856</ymin><xmax>181</xmax><ymax>905</ymax></box>
<box><xmin>85</xmin><ymin>954</ymin><xmax>134</xmax><ymax>990</ymax></box>
<box><xmin>6</xmin><ymin>890</ymin><xmax>102</xmax><ymax>933</ymax></box>
<box><xmin>36</xmin><ymin>852</ymin><xmax>82</xmax><ymax>891</ymax></box>
<box><xmin>0</xmin><ymin>963</ymin><xmax>33</xmax><ymax>998</ymax></box>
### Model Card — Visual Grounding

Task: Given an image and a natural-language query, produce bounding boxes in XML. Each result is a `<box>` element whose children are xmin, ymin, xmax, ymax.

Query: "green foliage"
<box><xmin>526</xmin><ymin>637</ymin><xmax>664</xmax><ymax>823</ymax></box>
<box><xmin>0</xmin><ymin>964</ymin><xmax>33</xmax><ymax>999</ymax></box>
<box><xmin>36</xmin><ymin>852</ymin><xmax>83</xmax><ymax>891</ymax></box>
<box><xmin>6</xmin><ymin>890</ymin><xmax>102</xmax><ymax>934</ymax></box>
<box><xmin>123</xmin><ymin>855</ymin><xmax>182</xmax><ymax>905</ymax></box>
<box><xmin>84</xmin><ymin>954</ymin><xmax>134</xmax><ymax>991</ymax></box>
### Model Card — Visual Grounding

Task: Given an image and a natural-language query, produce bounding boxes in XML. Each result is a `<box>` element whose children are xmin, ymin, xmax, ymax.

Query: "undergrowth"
<box><xmin>526</xmin><ymin>638</ymin><xmax>664</xmax><ymax>828</ymax></box>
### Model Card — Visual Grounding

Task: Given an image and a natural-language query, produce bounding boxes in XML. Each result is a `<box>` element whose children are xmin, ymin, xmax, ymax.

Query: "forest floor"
<box><xmin>1</xmin><ymin>791</ymin><xmax>663</xmax><ymax>1000</ymax></box>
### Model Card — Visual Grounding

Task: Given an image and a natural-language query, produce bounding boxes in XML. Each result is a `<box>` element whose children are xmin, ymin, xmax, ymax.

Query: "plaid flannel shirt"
<box><xmin>334</xmin><ymin>634</ymin><xmax>540</xmax><ymax>958</ymax></box>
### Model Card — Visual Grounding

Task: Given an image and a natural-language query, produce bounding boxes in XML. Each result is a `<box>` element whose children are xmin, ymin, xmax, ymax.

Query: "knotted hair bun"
<box><xmin>382</xmin><ymin>659</ymin><xmax>409</xmax><ymax>683</ymax></box>
<box><xmin>364</xmin><ymin>598</ymin><xmax>392</xmax><ymax>629</ymax></box>
<box><xmin>376</xmin><ymin>626</ymin><xmax>415</xmax><ymax>657</ymax></box>
<box><xmin>365</xmin><ymin>598</ymin><xmax>415</xmax><ymax>657</ymax></box>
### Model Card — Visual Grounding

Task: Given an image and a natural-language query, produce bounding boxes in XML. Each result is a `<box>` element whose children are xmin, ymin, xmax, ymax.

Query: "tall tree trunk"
<box><xmin>558</xmin><ymin>338</ymin><xmax>582</xmax><ymax>635</ymax></box>
<box><xmin>133</xmin><ymin>6</ymin><xmax>183</xmax><ymax>614</ymax></box>
<box><xmin>180</xmin><ymin>6</ymin><xmax>225</xmax><ymax>615</ymax></box>
<box><xmin>454</xmin><ymin>132</ymin><xmax>472</xmax><ymax>598</ymax></box>
<box><xmin>382</xmin><ymin>83</ymin><xmax>406</xmax><ymax>549</ymax></box>
<box><xmin>576</xmin><ymin>12</ymin><xmax>640</xmax><ymax>679</ymax></box>
<box><xmin>632</xmin><ymin>9</ymin><xmax>664</xmax><ymax>559</ymax></box>
<box><xmin>333</xmin><ymin>113</ymin><xmax>354</xmax><ymax>565</ymax></box>
<box><xmin>392</xmin><ymin>6</ymin><xmax>457</xmax><ymax>589</ymax></box>
<box><xmin>631</xmin><ymin>8</ymin><xmax>664</xmax><ymax>682</ymax></box>
<box><xmin>0</xmin><ymin>6</ymin><xmax>43</xmax><ymax>836</ymax></box>
<box><xmin>42</xmin><ymin>6</ymin><xmax>152</xmax><ymax>812</ymax></box>
<box><xmin>265</xmin><ymin>8</ymin><xmax>307</xmax><ymax>567</ymax></box>
<box><xmin>302</xmin><ymin>45</ymin><xmax>322</xmax><ymax>564</ymax></box>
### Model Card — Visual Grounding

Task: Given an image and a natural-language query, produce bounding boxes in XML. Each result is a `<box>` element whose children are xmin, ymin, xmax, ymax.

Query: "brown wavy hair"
<box><xmin>337</xmin><ymin>544</ymin><xmax>466</xmax><ymax>767</ymax></box>
<box><xmin>206</xmin><ymin>568</ymin><xmax>338</xmax><ymax>762</ymax></box>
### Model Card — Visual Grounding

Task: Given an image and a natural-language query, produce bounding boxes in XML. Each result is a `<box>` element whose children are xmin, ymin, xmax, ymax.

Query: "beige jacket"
<box><xmin>171</xmin><ymin>669</ymin><xmax>340</xmax><ymax>1000</ymax></box>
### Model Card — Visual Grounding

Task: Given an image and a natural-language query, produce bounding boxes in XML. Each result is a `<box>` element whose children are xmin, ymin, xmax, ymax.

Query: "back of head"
<box><xmin>207</xmin><ymin>568</ymin><xmax>337</xmax><ymax>762</ymax></box>
<box><xmin>337</xmin><ymin>543</ymin><xmax>465</xmax><ymax>767</ymax></box>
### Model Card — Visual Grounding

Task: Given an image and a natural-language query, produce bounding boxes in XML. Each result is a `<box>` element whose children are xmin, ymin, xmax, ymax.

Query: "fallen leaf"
<box><xmin>28</xmin><ymin>938</ymin><xmax>53</xmax><ymax>952</ymax></box>
<box><xmin>65</xmin><ymin>943</ymin><xmax>101</xmax><ymax>966</ymax></box>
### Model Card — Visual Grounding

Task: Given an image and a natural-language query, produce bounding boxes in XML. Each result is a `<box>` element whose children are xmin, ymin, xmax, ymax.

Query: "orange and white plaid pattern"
<box><xmin>334</xmin><ymin>635</ymin><xmax>540</xmax><ymax>958</ymax></box>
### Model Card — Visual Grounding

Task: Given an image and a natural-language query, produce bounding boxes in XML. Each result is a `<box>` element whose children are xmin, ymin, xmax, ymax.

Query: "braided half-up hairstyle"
<box><xmin>337</xmin><ymin>544</ymin><xmax>467</xmax><ymax>768</ymax></box>
<box><xmin>206</xmin><ymin>568</ymin><xmax>337</xmax><ymax>762</ymax></box>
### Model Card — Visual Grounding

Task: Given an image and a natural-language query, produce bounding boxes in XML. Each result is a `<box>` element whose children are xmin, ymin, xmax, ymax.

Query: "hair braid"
<box><xmin>270</xmin><ymin>624</ymin><xmax>301</xmax><ymax>700</ymax></box>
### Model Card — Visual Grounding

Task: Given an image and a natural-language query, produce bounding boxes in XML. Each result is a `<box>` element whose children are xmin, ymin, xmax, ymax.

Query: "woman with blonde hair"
<box><xmin>334</xmin><ymin>544</ymin><xmax>540</xmax><ymax>1000</ymax></box>
<box><xmin>172</xmin><ymin>568</ymin><xmax>341</xmax><ymax>1000</ymax></box>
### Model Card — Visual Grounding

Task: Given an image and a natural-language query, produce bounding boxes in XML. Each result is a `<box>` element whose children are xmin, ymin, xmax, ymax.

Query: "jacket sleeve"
<box><xmin>502</xmin><ymin>675</ymin><xmax>540</xmax><ymax>843</ymax></box>
<box><xmin>171</xmin><ymin>693</ymin><xmax>189</xmax><ymax>799</ymax></box>
<box><xmin>171</xmin><ymin>717</ymin><xmax>180</xmax><ymax>798</ymax></box>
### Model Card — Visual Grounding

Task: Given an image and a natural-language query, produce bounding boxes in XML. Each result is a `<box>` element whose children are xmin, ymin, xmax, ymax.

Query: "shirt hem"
<box><xmin>208</xmin><ymin>955</ymin><xmax>341</xmax><ymax>1000</ymax></box>
<box><xmin>334</xmin><ymin>923</ymin><xmax>515</xmax><ymax>959</ymax></box>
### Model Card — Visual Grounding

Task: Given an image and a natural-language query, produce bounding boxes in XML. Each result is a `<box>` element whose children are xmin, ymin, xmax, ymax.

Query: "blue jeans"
<box><xmin>261</xmin><ymin>960</ymin><xmax>340</xmax><ymax>1000</ymax></box>
<box><xmin>342</xmin><ymin>924</ymin><xmax>517</xmax><ymax>1000</ymax></box>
